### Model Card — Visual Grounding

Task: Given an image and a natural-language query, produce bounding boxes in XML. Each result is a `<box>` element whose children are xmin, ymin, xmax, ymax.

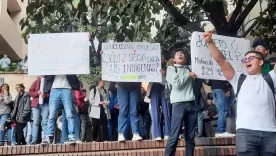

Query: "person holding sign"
<box><xmin>203</xmin><ymin>31</ymin><xmax>276</xmax><ymax>156</ymax></box>
<box><xmin>117</xmin><ymin>82</ymin><xmax>143</xmax><ymax>142</ymax></box>
<box><xmin>164</xmin><ymin>49</ymin><xmax>198</xmax><ymax>156</ymax></box>
<box><xmin>146</xmin><ymin>55</ymin><xmax>171</xmax><ymax>141</ymax></box>
<box><xmin>41</xmin><ymin>75</ymin><xmax>80</xmax><ymax>145</ymax></box>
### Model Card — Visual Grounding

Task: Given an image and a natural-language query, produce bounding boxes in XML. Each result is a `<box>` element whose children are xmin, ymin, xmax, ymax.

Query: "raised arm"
<box><xmin>203</xmin><ymin>31</ymin><xmax>235</xmax><ymax>80</ymax></box>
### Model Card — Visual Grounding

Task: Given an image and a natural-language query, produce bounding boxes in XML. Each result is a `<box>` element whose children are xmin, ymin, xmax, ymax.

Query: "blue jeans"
<box><xmin>7</xmin><ymin>127</ymin><xmax>16</xmax><ymax>144</ymax></box>
<box><xmin>149</xmin><ymin>108</ymin><xmax>155</xmax><ymax>139</ymax></box>
<box><xmin>117</xmin><ymin>87</ymin><xmax>140</xmax><ymax>135</ymax></box>
<box><xmin>47</xmin><ymin>89</ymin><xmax>75</xmax><ymax>140</ymax></box>
<box><xmin>23</xmin><ymin>122</ymin><xmax>32</xmax><ymax>144</ymax></box>
<box><xmin>0</xmin><ymin>114</ymin><xmax>9</xmax><ymax>144</ymax></box>
<box><xmin>60</xmin><ymin>109</ymin><xmax>80</xmax><ymax>144</ymax></box>
<box><xmin>236</xmin><ymin>129</ymin><xmax>276</xmax><ymax>156</ymax></box>
<box><xmin>138</xmin><ymin>112</ymin><xmax>151</xmax><ymax>139</ymax></box>
<box><xmin>212</xmin><ymin>89</ymin><xmax>230</xmax><ymax>133</ymax></box>
<box><xmin>150</xmin><ymin>83</ymin><xmax>171</xmax><ymax>138</ymax></box>
<box><xmin>31</xmin><ymin>103</ymin><xmax>49</xmax><ymax>143</ymax></box>
<box><xmin>164</xmin><ymin>102</ymin><xmax>198</xmax><ymax>156</ymax></box>
<box><xmin>108</xmin><ymin>110</ymin><xmax>118</xmax><ymax>141</ymax></box>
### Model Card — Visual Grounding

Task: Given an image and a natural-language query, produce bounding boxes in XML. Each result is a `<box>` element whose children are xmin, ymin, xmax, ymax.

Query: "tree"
<box><xmin>159</xmin><ymin>0</ymin><xmax>276</xmax><ymax>50</ymax></box>
<box><xmin>21</xmin><ymin>0</ymin><xmax>276</xmax><ymax>83</ymax></box>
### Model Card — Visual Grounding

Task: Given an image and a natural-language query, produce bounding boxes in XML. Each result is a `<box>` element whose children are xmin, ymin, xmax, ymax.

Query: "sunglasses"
<box><xmin>241</xmin><ymin>56</ymin><xmax>262</xmax><ymax>64</ymax></box>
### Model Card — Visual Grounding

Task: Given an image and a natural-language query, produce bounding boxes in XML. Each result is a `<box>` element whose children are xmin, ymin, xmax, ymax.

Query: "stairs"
<box><xmin>0</xmin><ymin>137</ymin><xmax>236</xmax><ymax>156</ymax></box>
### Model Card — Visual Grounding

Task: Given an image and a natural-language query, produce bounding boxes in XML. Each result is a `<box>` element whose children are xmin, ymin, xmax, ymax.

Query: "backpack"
<box><xmin>236</xmin><ymin>73</ymin><xmax>276</xmax><ymax>115</ymax></box>
<box><xmin>167</xmin><ymin>66</ymin><xmax>203</xmax><ymax>107</ymax></box>
<box><xmin>93</xmin><ymin>87</ymin><xmax>107</xmax><ymax>98</ymax></box>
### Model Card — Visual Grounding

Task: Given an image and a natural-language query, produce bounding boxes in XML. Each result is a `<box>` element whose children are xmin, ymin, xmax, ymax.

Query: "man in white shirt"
<box><xmin>41</xmin><ymin>75</ymin><xmax>80</xmax><ymax>145</ymax></box>
<box><xmin>203</xmin><ymin>31</ymin><xmax>276</xmax><ymax>156</ymax></box>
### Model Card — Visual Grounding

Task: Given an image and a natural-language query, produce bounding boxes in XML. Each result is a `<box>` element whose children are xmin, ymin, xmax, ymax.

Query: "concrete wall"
<box><xmin>0</xmin><ymin>72</ymin><xmax>37</xmax><ymax>99</ymax></box>
<box><xmin>0</xmin><ymin>0</ymin><xmax>27</xmax><ymax>60</ymax></box>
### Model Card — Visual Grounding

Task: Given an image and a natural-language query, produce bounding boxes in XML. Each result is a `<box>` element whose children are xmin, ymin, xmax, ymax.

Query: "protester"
<box><xmin>29</xmin><ymin>76</ymin><xmax>49</xmax><ymax>144</ymax></box>
<box><xmin>147</xmin><ymin>55</ymin><xmax>171</xmax><ymax>141</ymax></box>
<box><xmin>11</xmin><ymin>84</ymin><xmax>31</xmax><ymax>145</ymax></box>
<box><xmin>0</xmin><ymin>54</ymin><xmax>11</xmax><ymax>69</ymax></box>
<box><xmin>79</xmin><ymin>89</ymin><xmax>90</xmax><ymax>142</ymax></box>
<box><xmin>164</xmin><ymin>49</ymin><xmax>198</xmax><ymax>156</ymax></box>
<box><xmin>203</xmin><ymin>31</ymin><xmax>276</xmax><ymax>156</ymax></box>
<box><xmin>89</xmin><ymin>79</ymin><xmax>110</xmax><ymax>142</ymax></box>
<box><xmin>207</xmin><ymin>80</ymin><xmax>235</xmax><ymax>137</ymax></box>
<box><xmin>108</xmin><ymin>82</ymin><xmax>119</xmax><ymax>141</ymax></box>
<box><xmin>41</xmin><ymin>75</ymin><xmax>80</xmax><ymax>145</ymax></box>
<box><xmin>0</xmin><ymin>84</ymin><xmax>12</xmax><ymax>146</ymax></box>
<box><xmin>252</xmin><ymin>38</ymin><xmax>270</xmax><ymax>73</ymax></box>
<box><xmin>117</xmin><ymin>81</ymin><xmax>142</xmax><ymax>142</ymax></box>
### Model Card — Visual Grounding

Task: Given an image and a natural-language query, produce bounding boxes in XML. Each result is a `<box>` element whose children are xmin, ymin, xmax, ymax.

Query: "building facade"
<box><xmin>0</xmin><ymin>0</ymin><xmax>28</xmax><ymax>60</ymax></box>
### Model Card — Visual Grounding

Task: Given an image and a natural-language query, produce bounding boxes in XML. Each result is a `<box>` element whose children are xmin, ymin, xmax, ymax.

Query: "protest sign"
<box><xmin>28</xmin><ymin>33</ymin><xmax>90</xmax><ymax>75</ymax></box>
<box><xmin>101</xmin><ymin>42</ymin><xmax>162</xmax><ymax>82</ymax></box>
<box><xmin>191</xmin><ymin>32</ymin><xmax>250</xmax><ymax>80</ymax></box>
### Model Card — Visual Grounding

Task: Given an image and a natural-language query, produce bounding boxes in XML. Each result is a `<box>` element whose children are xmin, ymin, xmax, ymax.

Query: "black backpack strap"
<box><xmin>236</xmin><ymin>74</ymin><xmax>247</xmax><ymax>98</ymax></box>
<box><xmin>93</xmin><ymin>87</ymin><xmax>97</xmax><ymax>98</ymax></box>
<box><xmin>174</xmin><ymin>66</ymin><xmax>177</xmax><ymax>73</ymax></box>
<box><xmin>262</xmin><ymin>73</ymin><xmax>275</xmax><ymax>94</ymax></box>
<box><xmin>185</xmin><ymin>66</ymin><xmax>191</xmax><ymax>72</ymax></box>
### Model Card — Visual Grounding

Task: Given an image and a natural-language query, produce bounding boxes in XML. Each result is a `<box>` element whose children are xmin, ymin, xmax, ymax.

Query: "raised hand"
<box><xmin>203</xmin><ymin>31</ymin><xmax>213</xmax><ymax>43</ymax></box>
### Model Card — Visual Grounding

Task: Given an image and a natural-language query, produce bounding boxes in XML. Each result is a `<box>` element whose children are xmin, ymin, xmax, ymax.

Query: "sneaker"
<box><xmin>215</xmin><ymin>132</ymin><xmax>236</xmax><ymax>137</ymax></box>
<box><xmin>164</xmin><ymin>136</ymin><xmax>169</xmax><ymax>140</ymax></box>
<box><xmin>65</xmin><ymin>139</ymin><xmax>76</xmax><ymax>145</ymax></box>
<box><xmin>41</xmin><ymin>140</ymin><xmax>50</xmax><ymax>146</ymax></box>
<box><xmin>132</xmin><ymin>134</ymin><xmax>142</xmax><ymax>141</ymax></box>
<box><xmin>118</xmin><ymin>134</ymin><xmax>125</xmax><ymax>142</ymax></box>
<box><xmin>41</xmin><ymin>136</ymin><xmax>53</xmax><ymax>146</ymax></box>
<box><xmin>155</xmin><ymin>137</ymin><xmax>162</xmax><ymax>141</ymax></box>
<box><xmin>76</xmin><ymin>140</ymin><xmax>83</xmax><ymax>144</ymax></box>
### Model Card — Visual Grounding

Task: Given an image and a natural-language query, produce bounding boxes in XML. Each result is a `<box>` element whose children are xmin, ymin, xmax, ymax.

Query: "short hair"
<box><xmin>245</xmin><ymin>50</ymin><xmax>264</xmax><ymax>60</ymax></box>
<box><xmin>269</xmin><ymin>57</ymin><xmax>276</xmax><ymax>63</ymax></box>
<box><xmin>16</xmin><ymin>83</ymin><xmax>25</xmax><ymax>90</ymax></box>
<box><xmin>172</xmin><ymin>48</ymin><xmax>187</xmax><ymax>58</ymax></box>
<box><xmin>252</xmin><ymin>38</ymin><xmax>268</xmax><ymax>50</ymax></box>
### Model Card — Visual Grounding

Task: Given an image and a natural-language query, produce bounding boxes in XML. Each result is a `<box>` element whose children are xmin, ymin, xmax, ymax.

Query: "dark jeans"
<box><xmin>164</xmin><ymin>101</ymin><xmax>197</xmax><ymax>156</ymax></box>
<box><xmin>108</xmin><ymin>110</ymin><xmax>119</xmax><ymax>141</ymax></box>
<box><xmin>138</xmin><ymin>112</ymin><xmax>151</xmax><ymax>140</ymax></box>
<box><xmin>16</xmin><ymin>122</ymin><xmax>27</xmax><ymax>145</ymax></box>
<box><xmin>92</xmin><ymin>106</ymin><xmax>108</xmax><ymax>142</ymax></box>
<box><xmin>80</xmin><ymin>113</ymin><xmax>89</xmax><ymax>142</ymax></box>
<box><xmin>236</xmin><ymin>129</ymin><xmax>276</xmax><ymax>156</ymax></box>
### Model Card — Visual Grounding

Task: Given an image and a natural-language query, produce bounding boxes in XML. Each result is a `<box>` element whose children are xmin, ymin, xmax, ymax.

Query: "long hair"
<box><xmin>16</xmin><ymin>83</ymin><xmax>25</xmax><ymax>91</ymax></box>
<box><xmin>0</xmin><ymin>83</ymin><xmax>10</xmax><ymax>96</ymax></box>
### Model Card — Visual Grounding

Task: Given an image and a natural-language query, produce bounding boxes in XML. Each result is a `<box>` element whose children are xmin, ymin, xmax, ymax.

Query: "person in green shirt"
<box><xmin>252</xmin><ymin>39</ymin><xmax>270</xmax><ymax>73</ymax></box>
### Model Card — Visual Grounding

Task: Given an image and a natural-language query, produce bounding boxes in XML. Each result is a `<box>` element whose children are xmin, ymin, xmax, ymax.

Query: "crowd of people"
<box><xmin>0</xmin><ymin>32</ymin><xmax>275</xmax><ymax>156</ymax></box>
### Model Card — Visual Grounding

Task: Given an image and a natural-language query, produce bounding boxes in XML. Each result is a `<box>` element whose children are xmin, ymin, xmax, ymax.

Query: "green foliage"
<box><xmin>20</xmin><ymin>0</ymin><xmax>276</xmax><ymax>83</ymax></box>
<box><xmin>0</xmin><ymin>63</ymin><xmax>25</xmax><ymax>72</ymax></box>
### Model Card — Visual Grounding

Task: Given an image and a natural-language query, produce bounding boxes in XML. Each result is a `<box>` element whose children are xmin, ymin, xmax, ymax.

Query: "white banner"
<box><xmin>101</xmin><ymin>42</ymin><xmax>162</xmax><ymax>82</ymax></box>
<box><xmin>28</xmin><ymin>33</ymin><xmax>90</xmax><ymax>75</ymax></box>
<box><xmin>191</xmin><ymin>32</ymin><xmax>250</xmax><ymax>80</ymax></box>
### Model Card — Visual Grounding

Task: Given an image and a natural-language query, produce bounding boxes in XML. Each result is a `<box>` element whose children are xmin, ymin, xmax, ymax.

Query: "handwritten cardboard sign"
<box><xmin>28</xmin><ymin>33</ymin><xmax>90</xmax><ymax>75</ymax></box>
<box><xmin>191</xmin><ymin>32</ymin><xmax>250</xmax><ymax>80</ymax></box>
<box><xmin>101</xmin><ymin>42</ymin><xmax>162</xmax><ymax>82</ymax></box>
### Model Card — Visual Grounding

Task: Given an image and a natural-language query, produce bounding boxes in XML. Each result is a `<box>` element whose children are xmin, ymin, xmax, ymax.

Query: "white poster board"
<box><xmin>191</xmin><ymin>32</ymin><xmax>250</xmax><ymax>80</ymax></box>
<box><xmin>28</xmin><ymin>33</ymin><xmax>90</xmax><ymax>75</ymax></box>
<box><xmin>101</xmin><ymin>42</ymin><xmax>162</xmax><ymax>82</ymax></box>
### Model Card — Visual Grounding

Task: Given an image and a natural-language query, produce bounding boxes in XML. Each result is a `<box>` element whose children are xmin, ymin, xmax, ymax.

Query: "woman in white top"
<box><xmin>89</xmin><ymin>79</ymin><xmax>110</xmax><ymax>142</ymax></box>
